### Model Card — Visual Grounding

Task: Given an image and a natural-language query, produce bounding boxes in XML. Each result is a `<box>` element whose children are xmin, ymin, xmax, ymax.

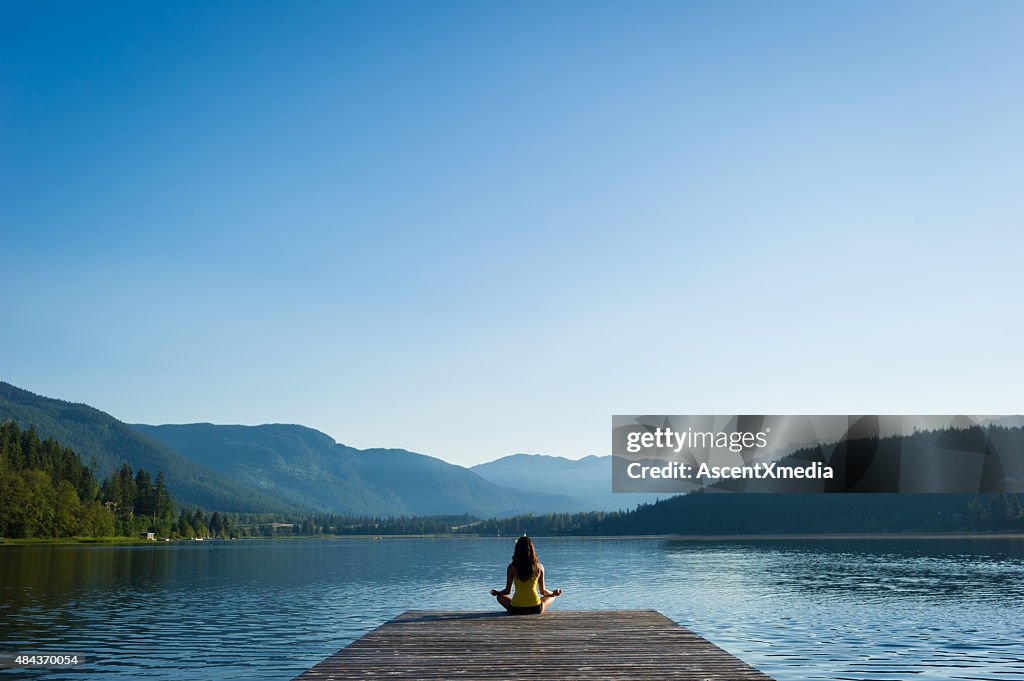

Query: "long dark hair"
<box><xmin>512</xmin><ymin>536</ymin><xmax>539</xmax><ymax>581</ymax></box>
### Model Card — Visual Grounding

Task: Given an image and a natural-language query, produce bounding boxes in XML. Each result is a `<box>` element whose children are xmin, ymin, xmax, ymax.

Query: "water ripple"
<box><xmin>1</xmin><ymin>537</ymin><xmax>1022</xmax><ymax>680</ymax></box>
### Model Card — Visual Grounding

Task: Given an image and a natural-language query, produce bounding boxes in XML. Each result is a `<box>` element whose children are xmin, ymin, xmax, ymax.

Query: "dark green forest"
<box><xmin>0</xmin><ymin>421</ymin><xmax>176</xmax><ymax>539</ymax></box>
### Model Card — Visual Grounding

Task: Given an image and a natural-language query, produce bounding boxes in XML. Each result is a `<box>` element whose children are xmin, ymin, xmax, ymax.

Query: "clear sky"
<box><xmin>2</xmin><ymin>1</ymin><xmax>1022</xmax><ymax>466</ymax></box>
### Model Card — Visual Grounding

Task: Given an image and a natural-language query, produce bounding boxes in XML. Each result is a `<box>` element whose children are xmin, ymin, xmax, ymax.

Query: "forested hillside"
<box><xmin>0</xmin><ymin>382</ymin><xmax>297</xmax><ymax>513</ymax></box>
<box><xmin>135</xmin><ymin>422</ymin><xmax>579</xmax><ymax>516</ymax></box>
<box><xmin>0</xmin><ymin>421</ymin><xmax>174</xmax><ymax>538</ymax></box>
<box><xmin>462</xmin><ymin>492</ymin><xmax>1024</xmax><ymax>536</ymax></box>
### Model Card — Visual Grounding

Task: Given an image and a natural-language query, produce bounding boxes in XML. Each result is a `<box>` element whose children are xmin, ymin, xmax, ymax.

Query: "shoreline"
<box><xmin>0</xmin><ymin>537</ymin><xmax>164</xmax><ymax>546</ymax></box>
<box><xmin>3</xmin><ymin>531</ymin><xmax>1023</xmax><ymax>546</ymax></box>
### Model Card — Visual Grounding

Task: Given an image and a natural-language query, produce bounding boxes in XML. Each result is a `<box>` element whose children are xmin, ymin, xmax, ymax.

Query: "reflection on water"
<box><xmin>1</xmin><ymin>537</ymin><xmax>1022</xmax><ymax>680</ymax></box>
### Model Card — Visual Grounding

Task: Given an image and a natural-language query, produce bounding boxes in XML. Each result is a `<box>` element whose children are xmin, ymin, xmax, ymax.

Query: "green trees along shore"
<box><xmin>0</xmin><ymin>421</ymin><xmax>177</xmax><ymax>539</ymax></box>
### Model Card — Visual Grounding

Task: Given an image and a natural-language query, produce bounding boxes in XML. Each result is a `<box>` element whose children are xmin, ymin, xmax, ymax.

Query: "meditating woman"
<box><xmin>490</xmin><ymin>536</ymin><xmax>562</xmax><ymax>615</ymax></box>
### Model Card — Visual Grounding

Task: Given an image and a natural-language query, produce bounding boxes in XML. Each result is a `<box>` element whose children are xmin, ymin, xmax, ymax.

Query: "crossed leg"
<box><xmin>495</xmin><ymin>591</ymin><xmax>558</xmax><ymax>613</ymax></box>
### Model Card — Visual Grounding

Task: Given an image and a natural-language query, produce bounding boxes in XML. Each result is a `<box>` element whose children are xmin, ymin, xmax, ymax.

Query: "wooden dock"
<box><xmin>297</xmin><ymin>610</ymin><xmax>774</xmax><ymax>680</ymax></box>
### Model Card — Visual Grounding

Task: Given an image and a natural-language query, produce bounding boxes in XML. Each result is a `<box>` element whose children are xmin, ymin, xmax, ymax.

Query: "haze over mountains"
<box><xmin>0</xmin><ymin>382</ymin><xmax>641</xmax><ymax>517</ymax></box>
<box><xmin>134</xmin><ymin>422</ymin><xmax>581</xmax><ymax>517</ymax></box>
<box><xmin>471</xmin><ymin>454</ymin><xmax>670</xmax><ymax>511</ymax></box>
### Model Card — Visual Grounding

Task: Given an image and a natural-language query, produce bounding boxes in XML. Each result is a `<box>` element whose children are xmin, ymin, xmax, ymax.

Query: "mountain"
<box><xmin>471</xmin><ymin>453</ymin><xmax>673</xmax><ymax>512</ymax></box>
<box><xmin>0</xmin><ymin>382</ymin><xmax>296</xmax><ymax>513</ymax></box>
<box><xmin>978</xmin><ymin>415</ymin><xmax>1024</xmax><ymax>429</ymax></box>
<box><xmin>133</xmin><ymin>423</ymin><xmax>581</xmax><ymax>517</ymax></box>
<box><xmin>1</xmin><ymin>381</ymin><xmax>654</xmax><ymax>518</ymax></box>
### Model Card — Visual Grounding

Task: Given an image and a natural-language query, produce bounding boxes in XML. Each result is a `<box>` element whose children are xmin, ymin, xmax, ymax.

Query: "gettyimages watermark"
<box><xmin>612</xmin><ymin>415</ymin><xmax>1024</xmax><ymax>494</ymax></box>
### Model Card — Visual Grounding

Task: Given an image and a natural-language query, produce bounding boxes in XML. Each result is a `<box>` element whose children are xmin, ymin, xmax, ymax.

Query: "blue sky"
<box><xmin>2</xmin><ymin>1</ymin><xmax>1022</xmax><ymax>466</ymax></box>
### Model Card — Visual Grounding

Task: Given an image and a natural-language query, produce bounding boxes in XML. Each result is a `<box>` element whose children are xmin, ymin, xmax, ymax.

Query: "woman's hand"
<box><xmin>489</xmin><ymin>589</ymin><xmax>500</xmax><ymax>596</ymax></box>
<box><xmin>552</xmin><ymin>588</ymin><xmax>562</xmax><ymax>596</ymax></box>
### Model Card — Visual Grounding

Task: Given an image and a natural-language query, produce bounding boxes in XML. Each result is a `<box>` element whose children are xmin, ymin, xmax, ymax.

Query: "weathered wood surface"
<box><xmin>297</xmin><ymin>610</ymin><xmax>774</xmax><ymax>680</ymax></box>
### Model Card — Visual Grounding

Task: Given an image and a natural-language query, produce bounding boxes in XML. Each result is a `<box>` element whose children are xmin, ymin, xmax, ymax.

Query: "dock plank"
<box><xmin>297</xmin><ymin>610</ymin><xmax>774</xmax><ymax>680</ymax></box>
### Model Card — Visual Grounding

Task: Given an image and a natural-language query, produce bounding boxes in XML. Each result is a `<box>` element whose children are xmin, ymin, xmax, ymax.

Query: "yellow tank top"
<box><xmin>510</xmin><ymin>570</ymin><xmax>541</xmax><ymax>607</ymax></box>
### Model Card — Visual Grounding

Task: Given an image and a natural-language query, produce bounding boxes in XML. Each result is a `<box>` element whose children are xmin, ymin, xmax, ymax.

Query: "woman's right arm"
<box><xmin>497</xmin><ymin>563</ymin><xmax>514</xmax><ymax>595</ymax></box>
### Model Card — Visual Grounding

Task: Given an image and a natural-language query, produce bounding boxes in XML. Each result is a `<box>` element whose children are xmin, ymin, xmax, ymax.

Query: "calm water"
<box><xmin>1</xmin><ymin>537</ymin><xmax>1022</xmax><ymax>680</ymax></box>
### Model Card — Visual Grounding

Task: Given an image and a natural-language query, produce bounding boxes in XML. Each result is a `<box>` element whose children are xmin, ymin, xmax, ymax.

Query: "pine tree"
<box><xmin>134</xmin><ymin>469</ymin><xmax>155</xmax><ymax>516</ymax></box>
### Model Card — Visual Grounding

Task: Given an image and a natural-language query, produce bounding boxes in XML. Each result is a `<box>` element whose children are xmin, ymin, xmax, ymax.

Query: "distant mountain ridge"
<box><xmin>471</xmin><ymin>453</ymin><xmax>672</xmax><ymax>511</ymax></box>
<box><xmin>1</xmin><ymin>380</ymin><xmax>649</xmax><ymax>518</ymax></box>
<box><xmin>0</xmin><ymin>382</ymin><xmax>295</xmax><ymax>513</ymax></box>
<box><xmin>133</xmin><ymin>423</ymin><xmax>581</xmax><ymax>517</ymax></box>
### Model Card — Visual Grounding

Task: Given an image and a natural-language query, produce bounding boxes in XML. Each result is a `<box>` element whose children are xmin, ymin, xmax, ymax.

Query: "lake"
<box><xmin>1</xmin><ymin>536</ymin><xmax>1022</xmax><ymax>680</ymax></box>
